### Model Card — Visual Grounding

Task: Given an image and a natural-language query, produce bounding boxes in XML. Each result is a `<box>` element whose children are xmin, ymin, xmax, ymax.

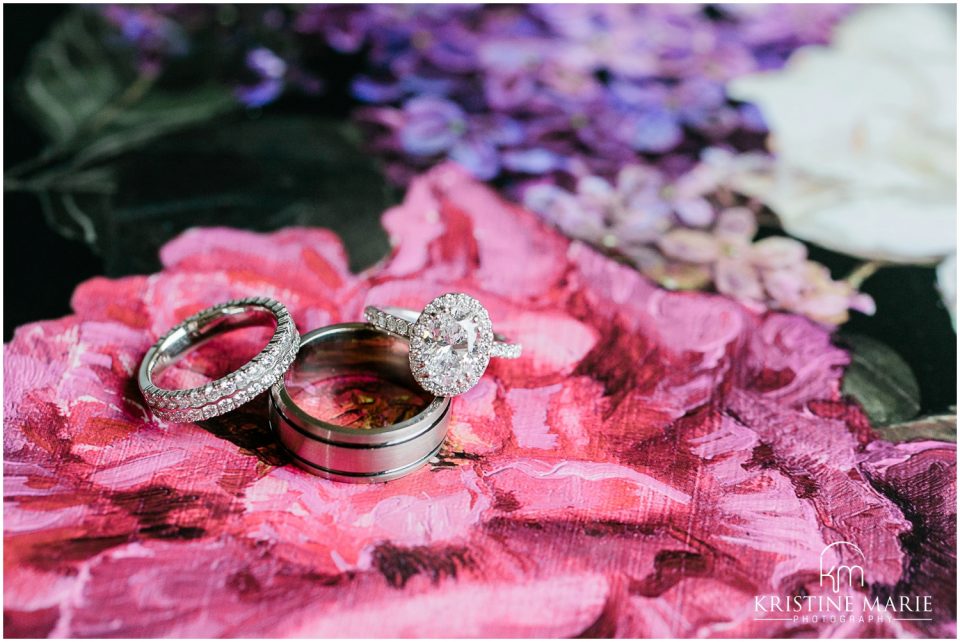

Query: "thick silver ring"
<box><xmin>269</xmin><ymin>323</ymin><xmax>451</xmax><ymax>483</ymax></box>
<box><xmin>364</xmin><ymin>292</ymin><xmax>522</xmax><ymax>397</ymax></box>
<box><xmin>139</xmin><ymin>296</ymin><xmax>299</xmax><ymax>422</ymax></box>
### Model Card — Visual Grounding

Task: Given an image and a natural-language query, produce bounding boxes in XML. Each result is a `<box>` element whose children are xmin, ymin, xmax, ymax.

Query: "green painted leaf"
<box><xmin>18</xmin><ymin>10</ymin><xmax>122</xmax><ymax>145</ymax></box>
<box><xmin>874</xmin><ymin>414</ymin><xmax>956</xmax><ymax>443</ymax></box>
<box><xmin>841</xmin><ymin>333</ymin><xmax>921</xmax><ymax>426</ymax></box>
<box><xmin>89</xmin><ymin>116</ymin><xmax>396</xmax><ymax>275</ymax></box>
<box><xmin>71</xmin><ymin>84</ymin><xmax>236</xmax><ymax>168</ymax></box>
<box><xmin>11</xmin><ymin>8</ymin><xmax>239</xmax><ymax>250</ymax></box>
<box><xmin>35</xmin><ymin>167</ymin><xmax>117</xmax><ymax>244</ymax></box>
<box><xmin>12</xmin><ymin>11</ymin><xmax>395</xmax><ymax>278</ymax></box>
<box><xmin>15</xmin><ymin>9</ymin><xmax>235</xmax><ymax>176</ymax></box>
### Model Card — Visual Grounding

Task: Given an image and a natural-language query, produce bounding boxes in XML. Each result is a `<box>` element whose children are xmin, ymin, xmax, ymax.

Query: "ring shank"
<box><xmin>364</xmin><ymin>305</ymin><xmax>522</xmax><ymax>359</ymax></box>
<box><xmin>148</xmin><ymin>307</ymin><xmax>277</xmax><ymax>377</ymax></box>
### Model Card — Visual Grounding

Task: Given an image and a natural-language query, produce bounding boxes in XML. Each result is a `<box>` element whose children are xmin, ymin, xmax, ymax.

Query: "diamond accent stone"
<box><xmin>490</xmin><ymin>342</ymin><xmax>522</xmax><ymax>359</ymax></box>
<box><xmin>220</xmin><ymin>377</ymin><xmax>236</xmax><ymax>395</ymax></box>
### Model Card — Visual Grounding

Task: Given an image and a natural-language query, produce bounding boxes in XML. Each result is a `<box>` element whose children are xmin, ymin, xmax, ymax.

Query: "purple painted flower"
<box><xmin>398</xmin><ymin>97</ymin><xmax>468</xmax><ymax>156</ymax></box>
<box><xmin>370</xmin><ymin>97</ymin><xmax>533</xmax><ymax>181</ymax></box>
<box><xmin>357</xmin><ymin>4</ymin><xmax>845</xmax><ymax>182</ymax></box>
<box><xmin>501</xmin><ymin>148</ymin><xmax>566</xmax><ymax>174</ymax></box>
<box><xmin>525</xmin><ymin>165</ymin><xmax>677</xmax><ymax>252</ymax></box>
<box><xmin>352</xmin><ymin>75</ymin><xmax>457</xmax><ymax>104</ymax></box>
<box><xmin>522</xmin><ymin>183</ymin><xmax>608</xmax><ymax>242</ymax></box>
<box><xmin>236</xmin><ymin>48</ymin><xmax>288</xmax><ymax>108</ymax></box>
<box><xmin>294</xmin><ymin>5</ymin><xmax>370</xmax><ymax>53</ymax></box>
<box><xmin>630</xmin><ymin>109</ymin><xmax>686</xmax><ymax>154</ymax></box>
<box><xmin>90</xmin><ymin>2</ymin><xmax>863</xmax><ymax>321</ymax></box>
<box><xmin>483</xmin><ymin>69</ymin><xmax>538</xmax><ymax>111</ymax></box>
<box><xmin>97</xmin><ymin>3</ymin><xmax>851</xmax><ymax>185</ymax></box>
<box><xmin>100</xmin><ymin>5</ymin><xmax>189</xmax><ymax>75</ymax></box>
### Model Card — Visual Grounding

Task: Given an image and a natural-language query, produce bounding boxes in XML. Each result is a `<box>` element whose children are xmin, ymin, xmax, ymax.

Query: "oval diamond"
<box><xmin>409</xmin><ymin>293</ymin><xmax>493</xmax><ymax>396</ymax></box>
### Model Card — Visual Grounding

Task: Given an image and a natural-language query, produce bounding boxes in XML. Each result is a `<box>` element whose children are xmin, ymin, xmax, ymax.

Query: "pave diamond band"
<box><xmin>364</xmin><ymin>293</ymin><xmax>522</xmax><ymax>397</ymax></box>
<box><xmin>138</xmin><ymin>296</ymin><xmax>299</xmax><ymax>423</ymax></box>
<box><xmin>490</xmin><ymin>341</ymin><xmax>523</xmax><ymax>359</ymax></box>
<box><xmin>364</xmin><ymin>308</ymin><xmax>415</xmax><ymax>339</ymax></box>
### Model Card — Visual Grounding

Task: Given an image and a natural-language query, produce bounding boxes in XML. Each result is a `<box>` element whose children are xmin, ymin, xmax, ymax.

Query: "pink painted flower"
<box><xmin>3</xmin><ymin>164</ymin><xmax>953</xmax><ymax>638</ymax></box>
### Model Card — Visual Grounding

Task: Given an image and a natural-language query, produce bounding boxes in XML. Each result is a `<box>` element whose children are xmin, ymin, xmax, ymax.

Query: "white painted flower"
<box><xmin>726</xmin><ymin>5</ymin><xmax>956</xmax><ymax>265</ymax></box>
<box><xmin>937</xmin><ymin>253</ymin><xmax>956</xmax><ymax>328</ymax></box>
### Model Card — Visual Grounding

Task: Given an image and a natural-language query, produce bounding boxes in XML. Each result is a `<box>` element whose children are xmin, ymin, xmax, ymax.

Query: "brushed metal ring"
<box><xmin>269</xmin><ymin>323</ymin><xmax>451</xmax><ymax>483</ymax></box>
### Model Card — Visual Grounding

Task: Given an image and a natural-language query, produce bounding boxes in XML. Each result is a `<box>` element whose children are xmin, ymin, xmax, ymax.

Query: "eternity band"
<box><xmin>139</xmin><ymin>296</ymin><xmax>299</xmax><ymax>422</ymax></box>
<box><xmin>364</xmin><ymin>292</ymin><xmax>522</xmax><ymax>397</ymax></box>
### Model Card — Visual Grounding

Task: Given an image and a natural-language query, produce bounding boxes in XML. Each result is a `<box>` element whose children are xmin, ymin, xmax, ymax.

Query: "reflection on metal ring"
<box><xmin>269</xmin><ymin>323</ymin><xmax>451</xmax><ymax>483</ymax></box>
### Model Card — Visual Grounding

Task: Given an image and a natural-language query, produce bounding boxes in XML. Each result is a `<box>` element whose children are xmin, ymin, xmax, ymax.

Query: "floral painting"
<box><xmin>4</xmin><ymin>165</ymin><xmax>955</xmax><ymax>637</ymax></box>
<box><xmin>3</xmin><ymin>3</ymin><xmax>956</xmax><ymax>639</ymax></box>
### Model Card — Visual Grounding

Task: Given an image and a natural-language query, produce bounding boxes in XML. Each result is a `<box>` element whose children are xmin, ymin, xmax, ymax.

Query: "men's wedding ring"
<box><xmin>364</xmin><ymin>292</ymin><xmax>522</xmax><ymax>397</ymax></box>
<box><xmin>270</xmin><ymin>323</ymin><xmax>451</xmax><ymax>482</ymax></box>
<box><xmin>139</xmin><ymin>296</ymin><xmax>299</xmax><ymax>422</ymax></box>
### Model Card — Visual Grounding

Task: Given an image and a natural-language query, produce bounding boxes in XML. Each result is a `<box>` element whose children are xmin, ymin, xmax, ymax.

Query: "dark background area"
<box><xmin>4</xmin><ymin>5</ymin><xmax>956</xmax><ymax>418</ymax></box>
<box><xmin>4</xmin><ymin>4</ymin><xmax>395</xmax><ymax>340</ymax></box>
<box><xmin>5</xmin><ymin>5</ymin><xmax>102</xmax><ymax>337</ymax></box>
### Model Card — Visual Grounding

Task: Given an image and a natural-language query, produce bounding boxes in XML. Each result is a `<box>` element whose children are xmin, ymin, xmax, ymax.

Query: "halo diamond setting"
<box><xmin>408</xmin><ymin>294</ymin><xmax>494</xmax><ymax>397</ymax></box>
<box><xmin>365</xmin><ymin>292</ymin><xmax>521</xmax><ymax>397</ymax></box>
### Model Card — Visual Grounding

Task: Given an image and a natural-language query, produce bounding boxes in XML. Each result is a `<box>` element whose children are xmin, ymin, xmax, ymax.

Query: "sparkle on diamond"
<box><xmin>411</xmin><ymin>294</ymin><xmax>492</xmax><ymax>396</ymax></box>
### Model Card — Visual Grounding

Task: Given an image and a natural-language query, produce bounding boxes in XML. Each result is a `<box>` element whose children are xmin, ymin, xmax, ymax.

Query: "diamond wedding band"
<box><xmin>364</xmin><ymin>292</ymin><xmax>522</xmax><ymax>397</ymax></box>
<box><xmin>139</xmin><ymin>296</ymin><xmax>299</xmax><ymax>422</ymax></box>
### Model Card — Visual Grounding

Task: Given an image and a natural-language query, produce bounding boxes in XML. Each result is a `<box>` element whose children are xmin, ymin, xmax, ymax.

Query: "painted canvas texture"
<box><xmin>4</xmin><ymin>164</ymin><xmax>956</xmax><ymax>637</ymax></box>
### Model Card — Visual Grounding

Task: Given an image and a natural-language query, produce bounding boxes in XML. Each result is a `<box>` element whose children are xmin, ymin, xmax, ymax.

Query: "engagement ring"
<box><xmin>364</xmin><ymin>292</ymin><xmax>521</xmax><ymax>397</ymax></box>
